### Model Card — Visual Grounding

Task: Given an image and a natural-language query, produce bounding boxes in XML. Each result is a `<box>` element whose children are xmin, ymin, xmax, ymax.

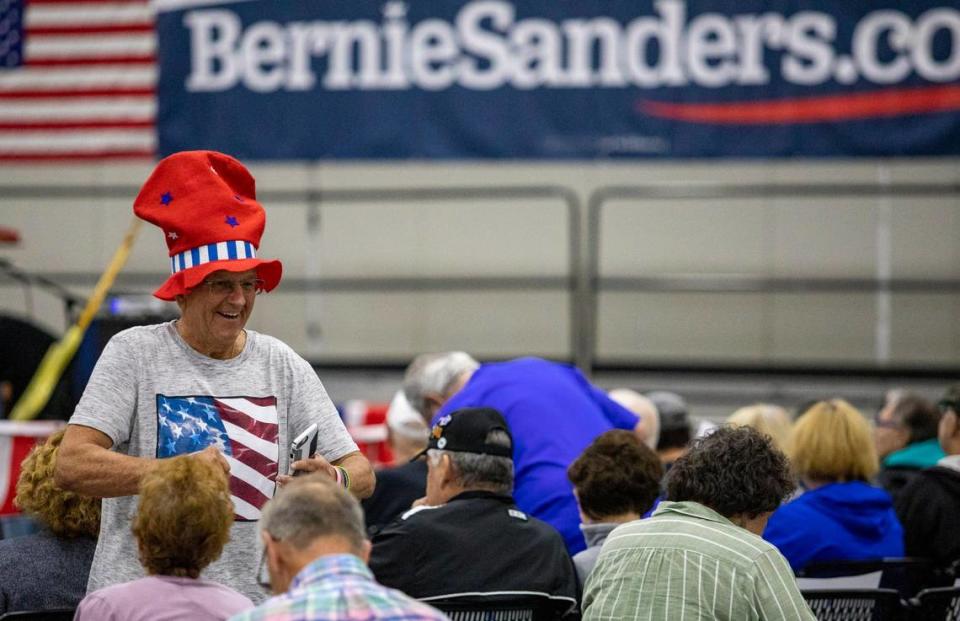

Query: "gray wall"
<box><xmin>1</xmin><ymin>158</ymin><xmax>958</xmax><ymax>369</ymax></box>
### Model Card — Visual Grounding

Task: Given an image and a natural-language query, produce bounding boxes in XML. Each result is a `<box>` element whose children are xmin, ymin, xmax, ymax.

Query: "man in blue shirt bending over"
<box><xmin>402</xmin><ymin>353</ymin><xmax>647</xmax><ymax>553</ymax></box>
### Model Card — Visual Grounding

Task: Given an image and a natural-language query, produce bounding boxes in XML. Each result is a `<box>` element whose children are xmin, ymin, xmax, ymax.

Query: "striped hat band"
<box><xmin>170</xmin><ymin>240</ymin><xmax>256</xmax><ymax>274</ymax></box>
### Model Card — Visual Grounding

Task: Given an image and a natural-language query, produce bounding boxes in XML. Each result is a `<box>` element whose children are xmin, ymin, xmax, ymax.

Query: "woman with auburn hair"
<box><xmin>567</xmin><ymin>429</ymin><xmax>664</xmax><ymax>586</ymax></box>
<box><xmin>75</xmin><ymin>455</ymin><xmax>253</xmax><ymax>620</ymax></box>
<box><xmin>763</xmin><ymin>399</ymin><xmax>904</xmax><ymax>571</ymax></box>
<box><xmin>0</xmin><ymin>429</ymin><xmax>100</xmax><ymax>614</ymax></box>
<box><xmin>727</xmin><ymin>403</ymin><xmax>793</xmax><ymax>455</ymax></box>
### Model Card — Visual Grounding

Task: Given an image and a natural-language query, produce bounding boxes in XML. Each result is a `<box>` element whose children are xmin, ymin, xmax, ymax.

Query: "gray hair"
<box><xmin>259</xmin><ymin>476</ymin><xmax>366</xmax><ymax>554</ymax></box>
<box><xmin>403</xmin><ymin>352</ymin><xmax>479</xmax><ymax>416</ymax></box>
<box><xmin>609</xmin><ymin>388</ymin><xmax>660</xmax><ymax>450</ymax></box>
<box><xmin>429</xmin><ymin>429</ymin><xmax>514</xmax><ymax>494</ymax></box>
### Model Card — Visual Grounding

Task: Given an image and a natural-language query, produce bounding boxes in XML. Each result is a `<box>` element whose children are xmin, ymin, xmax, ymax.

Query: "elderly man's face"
<box><xmin>874</xmin><ymin>405</ymin><xmax>908</xmax><ymax>460</ymax></box>
<box><xmin>939</xmin><ymin>408</ymin><xmax>958</xmax><ymax>454</ymax></box>
<box><xmin>425</xmin><ymin>450</ymin><xmax>453</xmax><ymax>506</ymax></box>
<box><xmin>177</xmin><ymin>269</ymin><xmax>258</xmax><ymax>358</ymax></box>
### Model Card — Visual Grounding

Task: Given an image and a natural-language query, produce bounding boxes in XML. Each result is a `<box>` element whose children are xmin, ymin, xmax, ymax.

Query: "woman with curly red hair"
<box><xmin>75</xmin><ymin>455</ymin><xmax>253</xmax><ymax>620</ymax></box>
<box><xmin>0</xmin><ymin>429</ymin><xmax>100</xmax><ymax>615</ymax></box>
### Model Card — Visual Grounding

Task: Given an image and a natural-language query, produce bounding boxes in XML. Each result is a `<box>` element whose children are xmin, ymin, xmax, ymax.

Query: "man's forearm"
<box><xmin>56</xmin><ymin>426</ymin><xmax>158</xmax><ymax>498</ymax></box>
<box><xmin>335</xmin><ymin>452</ymin><xmax>376</xmax><ymax>499</ymax></box>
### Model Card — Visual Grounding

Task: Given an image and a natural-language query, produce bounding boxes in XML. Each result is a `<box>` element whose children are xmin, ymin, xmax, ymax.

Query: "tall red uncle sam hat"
<box><xmin>133</xmin><ymin>150</ymin><xmax>283</xmax><ymax>301</ymax></box>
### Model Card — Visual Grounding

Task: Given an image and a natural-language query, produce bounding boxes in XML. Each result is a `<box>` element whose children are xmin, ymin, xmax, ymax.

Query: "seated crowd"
<box><xmin>763</xmin><ymin>399</ymin><xmax>904</xmax><ymax>571</ymax></box>
<box><xmin>3</xmin><ymin>362</ymin><xmax>959</xmax><ymax>620</ymax></box>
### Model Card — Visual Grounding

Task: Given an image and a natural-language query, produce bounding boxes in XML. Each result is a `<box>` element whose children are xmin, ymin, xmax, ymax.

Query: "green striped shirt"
<box><xmin>582</xmin><ymin>501</ymin><xmax>815</xmax><ymax>621</ymax></box>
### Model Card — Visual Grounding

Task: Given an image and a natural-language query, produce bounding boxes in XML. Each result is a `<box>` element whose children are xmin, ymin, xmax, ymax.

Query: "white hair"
<box><xmin>403</xmin><ymin>352</ymin><xmax>479</xmax><ymax>416</ymax></box>
<box><xmin>609</xmin><ymin>388</ymin><xmax>660</xmax><ymax>450</ymax></box>
<box><xmin>426</xmin><ymin>429</ymin><xmax>514</xmax><ymax>494</ymax></box>
<box><xmin>385</xmin><ymin>390</ymin><xmax>429</xmax><ymax>442</ymax></box>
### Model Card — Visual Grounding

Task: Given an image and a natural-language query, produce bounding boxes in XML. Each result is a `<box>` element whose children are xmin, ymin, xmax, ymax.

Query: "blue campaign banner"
<box><xmin>155</xmin><ymin>0</ymin><xmax>960</xmax><ymax>159</ymax></box>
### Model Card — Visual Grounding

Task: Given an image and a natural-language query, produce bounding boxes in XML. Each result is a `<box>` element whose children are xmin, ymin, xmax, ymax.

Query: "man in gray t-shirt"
<box><xmin>55</xmin><ymin>151</ymin><xmax>375</xmax><ymax>603</ymax></box>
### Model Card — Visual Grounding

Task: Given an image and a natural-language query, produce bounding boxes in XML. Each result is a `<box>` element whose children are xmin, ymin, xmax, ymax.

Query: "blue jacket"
<box><xmin>437</xmin><ymin>357</ymin><xmax>639</xmax><ymax>554</ymax></box>
<box><xmin>763</xmin><ymin>481</ymin><xmax>904</xmax><ymax>572</ymax></box>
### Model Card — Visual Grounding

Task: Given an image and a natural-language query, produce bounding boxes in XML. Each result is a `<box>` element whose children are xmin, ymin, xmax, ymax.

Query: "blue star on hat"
<box><xmin>160</xmin><ymin>192</ymin><xmax>173</xmax><ymax>206</ymax></box>
<box><xmin>225</xmin><ymin>215</ymin><xmax>239</xmax><ymax>227</ymax></box>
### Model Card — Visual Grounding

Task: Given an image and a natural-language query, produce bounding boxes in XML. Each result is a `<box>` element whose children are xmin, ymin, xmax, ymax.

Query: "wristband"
<box><xmin>335</xmin><ymin>466</ymin><xmax>351</xmax><ymax>490</ymax></box>
<box><xmin>333</xmin><ymin>465</ymin><xmax>343</xmax><ymax>487</ymax></box>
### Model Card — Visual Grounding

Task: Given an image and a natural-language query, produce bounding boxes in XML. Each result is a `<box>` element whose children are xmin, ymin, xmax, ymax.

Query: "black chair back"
<box><xmin>802</xmin><ymin>588</ymin><xmax>903</xmax><ymax>621</ymax></box>
<box><xmin>798</xmin><ymin>557</ymin><xmax>945</xmax><ymax>599</ymax></box>
<box><xmin>420</xmin><ymin>592</ymin><xmax>577</xmax><ymax>621</ymax></box>
<box><xmin>910</xmin><ymin>586</ymin><xmax>960</xmax><ymax>621</ymax></box>
<box><xmin>0</xmin><ymin>609</ymin><xmax>76</xmax><ymax>621</ymax></box>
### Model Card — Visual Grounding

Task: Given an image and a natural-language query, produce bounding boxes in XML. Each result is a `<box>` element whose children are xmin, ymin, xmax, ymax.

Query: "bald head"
<box><xmin>609</xmin><ymin>388</ymin><xmax>660</xmax><ymax>450</ymax></box>
<box><xmin>260</xmin><ymin>476</ymin><xmax>366</xmax><ymax>554</ymax></box>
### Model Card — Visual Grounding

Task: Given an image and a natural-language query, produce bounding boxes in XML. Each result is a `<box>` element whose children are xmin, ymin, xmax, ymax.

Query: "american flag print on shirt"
<box><xmin>156</xmin><ymin>394</ymin><xmax>278</xmax><ymax>522</ymax></box>
<box><xmin>0</xmin><ymin>0</ymin><xmax>156</xmax><ymax>161</ymax></box>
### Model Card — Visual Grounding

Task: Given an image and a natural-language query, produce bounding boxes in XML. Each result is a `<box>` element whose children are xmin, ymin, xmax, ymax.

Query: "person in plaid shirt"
<box><xmin>230</xmin><ymin>476</ymin><xmax>448</xmax><ymax>621</ymax></box>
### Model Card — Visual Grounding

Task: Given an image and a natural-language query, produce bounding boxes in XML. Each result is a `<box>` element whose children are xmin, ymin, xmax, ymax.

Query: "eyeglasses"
<box><xmin>202</xmin><ymin>278</ymin><xmax>265</xmax><ymax>296</ymax></box>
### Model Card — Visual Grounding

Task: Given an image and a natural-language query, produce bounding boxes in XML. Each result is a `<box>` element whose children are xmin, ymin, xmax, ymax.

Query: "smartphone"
<box><xmin>289</xmin><ymin>423</ymin><xmax>319</xmax><ymax>476</ymax></box>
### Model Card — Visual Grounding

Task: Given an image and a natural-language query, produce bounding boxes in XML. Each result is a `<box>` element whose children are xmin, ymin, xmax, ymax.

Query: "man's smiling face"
<box><xmin>176</xmin><ymin>268</ymin><xmax>258</xmax><ymax>358</ymax></box>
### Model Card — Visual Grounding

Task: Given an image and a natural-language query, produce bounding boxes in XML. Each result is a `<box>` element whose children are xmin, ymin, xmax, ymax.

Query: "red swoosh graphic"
<box><xmin>640</xmin><ymin>85</ymin><xmax>960</xmax><ymax>125</ymax></box>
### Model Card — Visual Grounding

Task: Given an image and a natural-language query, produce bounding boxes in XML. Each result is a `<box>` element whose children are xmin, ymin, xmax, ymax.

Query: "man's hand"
<box><xmin>277</xmin><ymin>453</ymin><xmax>336</xmax><ymax>488</ymax></box>
<box><xmin>193</xmin><ymin>445</ymin><xmax>230</xmax><ymax>475</ymax></box>
<box><xmin>276</xmin><ymin>452</ymin><xmax>375</xmax><ymax>499</ymax></box>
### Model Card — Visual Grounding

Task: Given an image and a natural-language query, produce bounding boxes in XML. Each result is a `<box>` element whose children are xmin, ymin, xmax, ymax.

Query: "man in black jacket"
<box><xmin>894</xmin><ymin>384</ymin><xmax>960</xmax><ymax>567</ymax></box>
<box><xmin>368</xmin><ymin>407</ymin><xmax>578</xmax><ymax>613</ymax></box>
<box><xmin>875</xmin><ymin>392</ymin><xmax>944</xmax><ymax>499</ymax></box>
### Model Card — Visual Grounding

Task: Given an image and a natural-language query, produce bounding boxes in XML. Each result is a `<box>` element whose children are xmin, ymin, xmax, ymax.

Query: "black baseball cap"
<box><xmin>647</xmin><ymin>390</ymin><xmax>690</xmax><ymax>433</ymax></box>
<box><xmin>412</xmin><ymin>407</ymin><xmax>513</xmax><ymax>461</ymax></box>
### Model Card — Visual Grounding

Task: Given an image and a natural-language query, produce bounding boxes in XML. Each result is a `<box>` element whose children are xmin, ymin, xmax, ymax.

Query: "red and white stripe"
<box><xmin>216</xmin><ymin>397</ymin><xmax>279</xmax><ymax>521</ymax></box>
<box><xmin>0</xmin><ymin>421</ymin><xmax>65</xmax><ymax>515</ymax></box>
<box><xmin>0</xmin><ymin>0</ymin><xmax>156</xmax><ymax>161</ymax></box>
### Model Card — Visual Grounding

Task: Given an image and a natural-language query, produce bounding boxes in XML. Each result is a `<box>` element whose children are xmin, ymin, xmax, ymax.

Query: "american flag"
<box><xmin>0</xmin><ymin>0</ymin><xmax>155</xmax><ymax>161</ymax></box>
<box><xmin>157</xmin><ymin>394</ymin><xmax>279</xmax><ymax>521</ymax></box>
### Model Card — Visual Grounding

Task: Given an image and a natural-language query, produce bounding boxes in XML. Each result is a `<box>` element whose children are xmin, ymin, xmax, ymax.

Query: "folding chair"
<box><xmin>909</xmin><ymin>586</ymin><xmax>960</xmax><ymax>621</ymax></box>
<box><xmin>798</xmin><ymin>558</ymin><xmax>941</xmax><ymax>599</ymax></box>
<box><xmin>801</xmin><ymin>588</ymin><xmax>904</xmax><ymax>621</ymax></box>
<box><xmin>419</xmin><ymin>591</ymin><xmax>578</xmax><ymax>621</ymax></box>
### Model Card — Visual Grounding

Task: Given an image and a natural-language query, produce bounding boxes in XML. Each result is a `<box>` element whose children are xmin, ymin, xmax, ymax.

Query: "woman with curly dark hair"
<box><xmin>567</xmin><ymin>430</ymin><xmax>662</xmax><ymax>585</ymax></box>
<box><xmin>75</xmin><ymin>455</ymin><xmax>253</xmax><ymax>620</ymax></box>
<box><xmin>583</xmin><ymin>426</ymin><xmax>815</xmax><ymax>621</ymax></box>
<box><xmin>0</xmin><ymin>429</ymin><xmax>100</xmax><ymax>615</ymax></box>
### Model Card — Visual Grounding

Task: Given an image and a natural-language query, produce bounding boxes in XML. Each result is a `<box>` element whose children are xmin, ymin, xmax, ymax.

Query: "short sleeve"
<box><xmin>285</xmin><ymin>353</ymin><xmax>357</xmax><ymax>463</ymax></box>
<box><xmin>570</xmin><ymin>367</ymin><xmax>639</xmax><ymax>430</ymax></box>
<box><xmin>68</xmin><ymin>333</ymin><xmax>140</xmax><ymax>447</ymax></box>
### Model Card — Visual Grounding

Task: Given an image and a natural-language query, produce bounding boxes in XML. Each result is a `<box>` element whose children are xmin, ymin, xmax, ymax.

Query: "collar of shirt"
<box><xmin>937</xmin><ymin>453</ymin><xmax>960</xmax><ymax>474</ymax></box>
<box><xmin>446</xmin><ymin>489</ymin><xmax>515</xmax><ymax>504</ymax></box>
<box><xmin>290</xmin><ymin>554</ymin><xmax>372</xmax><ymax>591</ymax></box>
<box><xmin>579</xmin><ymin>522</ymin><xmax>620</xmax><ymax>547</ymax></box>
<box><xmin>650</xmin><ymin>500</ymin><xmax>737</xmax><ymax>527</ymax></box>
